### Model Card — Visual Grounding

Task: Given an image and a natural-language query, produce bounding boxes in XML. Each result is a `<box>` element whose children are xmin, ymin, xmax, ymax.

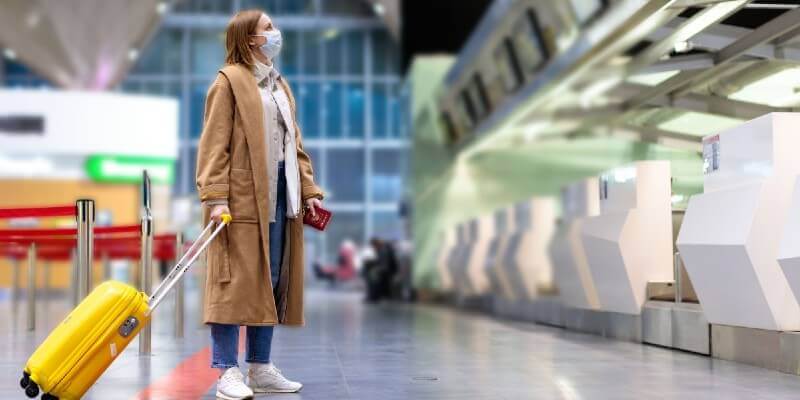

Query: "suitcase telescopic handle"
<box><xmin>147</xmin><ymin>213</ymin><xmax>232</xmax><ymax>313</ymax></box>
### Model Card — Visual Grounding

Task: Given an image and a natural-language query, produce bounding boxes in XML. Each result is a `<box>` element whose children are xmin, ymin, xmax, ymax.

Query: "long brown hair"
<box><xmin>224</xmin><ymin>9</ymin><xmax>263</xmax><ymax>67</ymax></box>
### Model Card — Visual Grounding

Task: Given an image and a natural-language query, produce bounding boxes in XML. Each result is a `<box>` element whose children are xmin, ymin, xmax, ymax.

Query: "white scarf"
<box><xmin>252</xmin><ymin>60</ymin><xmax>302</xmax><ymax>219</ymax></box>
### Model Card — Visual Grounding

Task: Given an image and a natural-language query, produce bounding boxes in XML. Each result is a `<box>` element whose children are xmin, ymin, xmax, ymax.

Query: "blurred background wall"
<box><xmin>0</xmin><ymin>0</ymin><xmax>409</xmax><ymax>268</ymax></box>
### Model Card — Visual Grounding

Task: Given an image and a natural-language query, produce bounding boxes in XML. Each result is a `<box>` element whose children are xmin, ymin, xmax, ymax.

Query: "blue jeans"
<box><xmin>211</xmin><ymin>161</ymin><xmax>287</xmax><ymax>369</ymax></box>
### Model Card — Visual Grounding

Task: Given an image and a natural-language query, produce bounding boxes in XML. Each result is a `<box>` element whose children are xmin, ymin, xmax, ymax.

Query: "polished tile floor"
<box><xmin>3</xmin><ymin>285</ymin><xmax>800</xmax><ymax>399</ymax></box>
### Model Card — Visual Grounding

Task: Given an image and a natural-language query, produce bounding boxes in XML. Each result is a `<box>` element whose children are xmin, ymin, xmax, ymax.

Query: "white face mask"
<box><xmin>254</xmin><ymin>29</ymin><xmax>283</xmax><ymax>60</ymax></box>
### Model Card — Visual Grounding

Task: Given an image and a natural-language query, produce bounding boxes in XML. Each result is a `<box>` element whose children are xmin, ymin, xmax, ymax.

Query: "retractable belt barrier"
<box><xmin>0</xmin><ymin>203</ymin><xmax>186</xmax><ymax>335</ymax></box>
<box><xmin>0</xmin><ymin>204</ymin><xmax>77</xmax><ymax>332</ymax></box>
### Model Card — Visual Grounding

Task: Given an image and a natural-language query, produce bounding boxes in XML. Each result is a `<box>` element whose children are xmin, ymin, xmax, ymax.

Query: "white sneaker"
<box><xmin>216</xmin><ymin>367</ymin><xmax>254</xmax><ymax>400</ymax></box>
<box><xmin>247</xmin><ymin>362</ymin><xmax>303</xmax><ymax>393</ymax></box>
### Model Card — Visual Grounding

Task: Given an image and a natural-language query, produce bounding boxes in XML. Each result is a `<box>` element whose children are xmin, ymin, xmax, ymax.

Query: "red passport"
<box><xmin>303</xmin><ymin>206</ymin><xmax>332</xmax><ymax>231</ymax></box>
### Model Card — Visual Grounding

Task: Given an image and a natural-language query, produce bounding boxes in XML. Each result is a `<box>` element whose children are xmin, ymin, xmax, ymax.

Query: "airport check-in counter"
<box><xmin>447</xmin><ymin>216</ymin><xmax>494</xmax><ymax>299</ymax></box>
<box><xmin>678</xmin><ymin>113</ymin><xmax>800</xmax><ymax>331</ymax></box>
<box><xmin>582</xmin><ymin>161</ymin><xmax>673</xmax><ymax>315</ymax></box>
<box><xmin>447</xmin><ymin>223</ymin><xmax>468</xmax><ymax>295</ymax></box>
<box><xmin>485</xmin><ymin>207</ymin><xmax>513</xmax><ymax>298</ymax></box>
<box><xmin>501</xmin><ymin>198</ymin><xmax>557</xmax><ymax>301</ymax></box>
<box><xmin>464</xmin><ymin>215</ymin><xmax>495</xmax><ymax>297</ymax></box>
<box><xmin>437</xmin><ymin>228</ymin><xmax>456</xmax><ymax>292</ymax></box>
<box><xmin>550</xmin><ymin>178</ymin><xmax>601</xmax><ymax>310</ymax></box>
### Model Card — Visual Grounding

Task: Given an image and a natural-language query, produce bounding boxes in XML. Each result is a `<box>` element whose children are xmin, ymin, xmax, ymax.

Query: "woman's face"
<box><xmin>249</xmin><ymin>13</ymin><xmax>276</xmax><ymax>48</ymax></box>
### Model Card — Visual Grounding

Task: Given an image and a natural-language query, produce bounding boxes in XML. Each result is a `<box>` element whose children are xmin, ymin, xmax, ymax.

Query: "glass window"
<box><xmin>326</xmin><ymin>149</ymin><xmax>364</xmax><ymax>202</ymax></box>
<box><xmin>371</xmin><ymin>149</ymin><xmax>407</xmax><ymax>203</ymax></box>
<box><xmin>323</xmin><ymin>82</ymin><xmax>343</xmax><ymax>138</ymax></box>
<box><xmin>190</xmin><ymin>79</ymin><xmax>213</xmax><ymax>138</ymax></box>
<box><xmin>302</xmin><ymin>31</ymin><xmax>321</xmax><ymax>75</ymax></box>
<box><xmin>185</xmin><ymin>145</ymin><xmax>198</xmax><ymax>196</ymax></box>
<box><xmin>346</xmin><ymin>83</ymin><xmax>365</xmax><ymax>138</ymax></box>
<box><xmin>372</xmin><ymin>83</ymin><xmax>388</xmax><ymax>138</ymax></box>
<box><xmin>372</xmin><ymin>30</ymin><xmax>399</xmax><ymax>75</ymax></box>
<box><xmin>240</xmin><ymin>0</ymin><xmax>315</xmax><ymax>14</ymax></box>
<box><xmin>345</xmin><ymin>31</ymin><xmax>365</xmax><ymax>74</ymax></box>
<box><xmin>164</xmin><ymin>81</ymin><xmax>182</xmax><ymax>101</ymax></box>
<box><xmin>133</xmin><ymin>28</ymin><xmax>182</xmax><ymax>74</ymax></box>
<box><xmin>322</xmin><ymin>0</ymin><xmax>373</xmax><ymax>16</ymax></box>
<box><xmin>297</xmin><ymin>81</ymin><xmax>321</xmax><ymax>138</ymax></box>
<box><xmin>4</xmin><ymin>59</ymin><xmax>32</xmax><ymax>75</ymax></box>
<box><xmin>191</xmin><ymin>30</ymin><xmax>226</xmax><ymax>76</ymax></box>
<box><xmin>372</xmin><ymin>211</ymin><xmax>402</xmax><ymax>240</ymax></box>
<box><xmin>162</xmin><ymin>81</ymin><xmax>185</xmax><ymax>138</ymax></box>
<box><xmin>120</xmin><ymin>81</ymin><xmax>144</xmax><ymax>94</ymax></box>
<box><xmin>140</xmin><ymin>81</ymin><xmax>166</xmax><ymax>96</ymax></box>
<box><xmin>304</xmin><ymin>147</ymin><xmax>322</xmax><ymax>178</ymax></box>
<box><xmin>324</xmin><ymin>31</ymin><xmax>344</xmax><ymax>75</ymax></box>
<box><xmin>391</xmin><ymin>83</ymin><xmax>409</xmax><ymax>138</ymax></box>
<box><xmin>174</xmin><ymin>0</ymin><xmax>232</xmax><ymax>13</ymax></box>
<box><xmin>277</xmin><ymin>30</ymin><xmax>299</xmax><ymax>75</ymax></box>
<box><xmin>324</xmin><ymin>211</ymin><xmax>366</xmax><ymax>261</ymax></box>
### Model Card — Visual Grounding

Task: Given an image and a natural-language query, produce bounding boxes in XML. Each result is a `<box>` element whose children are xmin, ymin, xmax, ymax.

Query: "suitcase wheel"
<box><xmin>42</xmin><ymin>393</ymin><xmax>59</xmax><ymax>400</ymax></box>
<box><xmin>19</xmin><ymin>373</ymin><xmax>29</xmax><ymax>389</ymax></box>
<box><xmin>24</xmin><ymin>381</ymin><xmax>39</xmax><ymax>398</ymax></box>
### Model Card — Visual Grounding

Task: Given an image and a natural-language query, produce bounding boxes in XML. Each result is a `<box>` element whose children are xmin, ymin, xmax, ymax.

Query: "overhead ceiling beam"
<box><xmin>650</xmin><ymin>17</ymin><xmax>800</xmax><ymax>60</ymax></box>
<box><xmin>642</xmin><ymin>53</ymin><xmax>716</xmax><ymax>73</ymax></box>
<box><xmin>715</xmin><ymin>8</ymin><xmax>800</xmax><ymax>62</ymax></box>
<box><xmin>667</xmin><ymin>0</ymin><xmax>742</xmax><ymax>8</ymax></box>
<box><xmin>627</xmin><ymin>0</ymin><xmax>749</xmax><ymax>73</ymax></box>
<box><xmin>625</xmin><ymin>7</ymin><xmax>800</xmax><ymax>107</ymax></box>
<box><xmin>619</xmin><ymin>123</ymin><xmax>701</xmax><ymax>143</ymax></box>
<box><xmin>613</xmin><ymin>82</ymin><xmax>789</xmax><ymax>119</ymax></box>
<box><xmin>544</xmin><ymin>1</ymin><xmax>749</xmax><ymax>135</ymax></box>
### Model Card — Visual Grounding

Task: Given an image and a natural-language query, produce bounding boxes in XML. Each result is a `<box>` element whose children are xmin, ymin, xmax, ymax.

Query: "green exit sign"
<box><xmin>85</xmin><ymin>154</ymin><xmax>175</xmax><ymax>184</ymax></box>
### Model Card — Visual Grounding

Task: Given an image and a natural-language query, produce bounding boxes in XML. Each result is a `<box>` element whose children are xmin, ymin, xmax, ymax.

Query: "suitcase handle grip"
<box><xmin>147</xmin><ymin>215</ymin><xmax>231</xmax><ymax>313</ymax></box>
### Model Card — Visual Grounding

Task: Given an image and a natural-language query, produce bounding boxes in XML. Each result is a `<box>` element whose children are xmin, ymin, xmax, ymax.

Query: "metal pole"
<box><xmin>102</xmin><ymin>253</ymin><xmax>110</xmax><ymax>282</ymax></box>
<box><xmin>11</xmin><ymin>259</ymin><xmax>20</xmax><ymax>304</ymax></box>
<box><xmin>76</xmin><ymin>199</ymin><xmax>95</xmax><ymax>300</ymax></box>
<box><xmin>674</xmin><ymin>251</ymin><xmax>683</xmax><ymax>304</ymax></box>
<box><xmin>43</xmin><ymin>261</ymin><xmax>50</xmax><ymax>300</ymax></box>
<box><xmin>139</xmin><ymin>212</ymin><xmax>154</xmax><ymax>355</ymax></box>
<box><xmin>174</xmin><ymin>232</ymin><xmax>184</xmax><ymax>338</ymax></box>
<box><xmin>70</xmin><ymin>248</ymin><xmax>78</xmax><ymax>306</ymax></box>
<box><xmin>27</xmin><ymin>243</ymin><xmax>36</xmax><ymax>332</ymax></box>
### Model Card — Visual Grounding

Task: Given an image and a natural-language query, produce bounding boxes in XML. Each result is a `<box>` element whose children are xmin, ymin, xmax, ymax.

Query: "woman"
<box><xmin>195</xmin><ymin>9</ymin><xmax>324</xmax><ymax>400</ymax></box>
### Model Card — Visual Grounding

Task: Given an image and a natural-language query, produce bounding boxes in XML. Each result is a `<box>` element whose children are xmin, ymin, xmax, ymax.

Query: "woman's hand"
<box><xmin>210</xmin><ymin>204</ymin><xmax>230</xmax><ymax>223</ymax></box>
<box><xmin>305</xmin><ymin>198</ymin><xmax>322</xmax><ymax>218</ymax></box>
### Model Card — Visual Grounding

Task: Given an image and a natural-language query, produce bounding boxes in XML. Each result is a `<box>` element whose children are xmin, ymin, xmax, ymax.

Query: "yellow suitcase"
<box><xmin>20</xmin><ymin>214</ymin><xmax>231</xmax><ymax>400</ymax></box>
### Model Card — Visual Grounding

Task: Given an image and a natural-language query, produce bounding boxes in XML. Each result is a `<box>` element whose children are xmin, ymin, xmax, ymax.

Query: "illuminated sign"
<box><xmin>85</xmin><ymin>154</ymin><xmax>175</xmax><ymax>184</ymax></box>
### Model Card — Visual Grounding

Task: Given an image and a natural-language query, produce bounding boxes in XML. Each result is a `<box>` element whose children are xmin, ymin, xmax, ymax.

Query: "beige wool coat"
<box><xmin>196</xmin><ymin>63</ymin><xmax>324</xmax><ymax>326</ymax></box>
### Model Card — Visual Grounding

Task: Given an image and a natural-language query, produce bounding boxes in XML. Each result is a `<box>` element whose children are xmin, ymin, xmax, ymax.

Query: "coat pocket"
<box><xmin>209</xmin><ymin>226</ymin><xmax>231</xmax><ymax>284</ymax></box>
<box><xmin>229</xmin><ymin>168</ymin><xmax>259</xmax><ymax>223</ymax></box>
<box><xmin>201</xmin><ymin>203</ymin><xmax>231</xmax><ymax>286</ymax></box>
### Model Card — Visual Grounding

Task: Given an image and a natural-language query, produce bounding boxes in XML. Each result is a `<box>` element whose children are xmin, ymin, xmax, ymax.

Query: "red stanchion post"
<box><xmin>75</xmin><ymin>200</ymin><xmax>95</xmax><ymax>300</ymax></box>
